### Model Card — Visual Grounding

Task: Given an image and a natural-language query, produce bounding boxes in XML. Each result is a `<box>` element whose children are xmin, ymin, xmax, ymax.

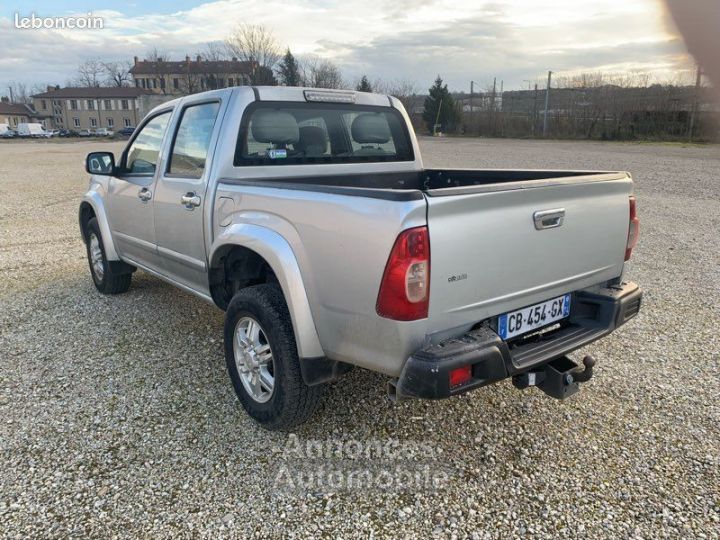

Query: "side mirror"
<box><xmin>86</xmin><ymin>151</ymin><xmax>116</xmax><ymax>175</ymax></box>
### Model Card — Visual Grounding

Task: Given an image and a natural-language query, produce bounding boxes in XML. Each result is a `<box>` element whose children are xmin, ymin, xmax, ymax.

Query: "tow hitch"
<box><xmin>512</xmin><ymin>355</ymin><xmax>596</xmax><ymax>400</ymax></box>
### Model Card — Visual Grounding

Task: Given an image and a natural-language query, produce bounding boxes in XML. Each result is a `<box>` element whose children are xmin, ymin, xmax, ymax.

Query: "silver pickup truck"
<box><xmin>80</xmin><ymin>86</ymin><xmax>642</xmax><ymax>429</ymax></box>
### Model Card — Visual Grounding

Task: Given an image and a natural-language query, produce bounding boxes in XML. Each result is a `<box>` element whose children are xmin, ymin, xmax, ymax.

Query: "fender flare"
<box><xmin>209</xmin><ymin>223</ymin><xmax>324</xmax><ymax>359</ymax></box>
<box><xmin>79</xmin><ymin>191</ymin><xmax>120</xmax><ymax>261</ymax></box>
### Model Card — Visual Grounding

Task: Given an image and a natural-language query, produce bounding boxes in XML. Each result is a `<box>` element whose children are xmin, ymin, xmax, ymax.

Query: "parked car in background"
<box><xmin>57</xmin><ymin>129</ymin><xmax>75</xmax><ymax>137</ymax></box>
<box><xmin>17</xmin><ymin>123</ymin><xmax>52</xmax><ymax>137</ymax></box>
<box><xmin>79</xmin><ymin>86</ymin><xmax>642</xmax><ymax>429</ymax></box>
<box><xmin>94</xmin><ymin>128</ymin><xmax>113</xmax><ymax>137</ymax></box>
<box><xmin>0</xmin><ymin>124</ymin><xmax>16</xmax><ymax>138</ymax></box>
<box><xmin>78</xmin><ymin>130</ymin><xmax>92</xmax><ymax>137</ymax></box>
<box><xmin>118</xmin><ymin>126</ymin><xmax>135</xmax><ymax>137</ymax></box>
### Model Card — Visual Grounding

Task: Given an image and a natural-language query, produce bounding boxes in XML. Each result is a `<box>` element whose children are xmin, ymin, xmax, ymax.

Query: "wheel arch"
<box><xmin>79</xmin><ymin>193</ymin><xmax>120</xmax><ymax>261</ymax></box>
<box><xmin>209</xmin><ymin>223</ymin><xmax>324</xmax><ymax>359</ymax></box>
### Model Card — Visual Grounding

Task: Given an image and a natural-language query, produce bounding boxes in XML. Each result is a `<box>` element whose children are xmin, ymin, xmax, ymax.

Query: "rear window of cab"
<box><xmin>234</xmin><ymin>102</ymin><xmax>414</xmax><ymax>166</ymax></box>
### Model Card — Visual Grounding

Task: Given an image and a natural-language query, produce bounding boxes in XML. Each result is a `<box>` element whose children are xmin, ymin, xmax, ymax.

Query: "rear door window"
<box><xmin>167</xmin><ymin>102</ymin><xmax>221</xmax><ymax>178</ymax></box>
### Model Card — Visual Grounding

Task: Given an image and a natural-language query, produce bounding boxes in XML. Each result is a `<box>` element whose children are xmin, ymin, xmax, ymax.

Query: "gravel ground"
<box><xmin>0</xmin><ymin>137</ymin><xmax>718</xmax><ymax>539</ymax></box>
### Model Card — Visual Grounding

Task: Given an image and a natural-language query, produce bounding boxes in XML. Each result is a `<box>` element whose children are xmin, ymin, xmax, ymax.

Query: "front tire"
<box><xmin>224</xmin><ymin>284</ymin><xmax>323</xmax><ymax>429</ymax></box>
<box><xmin>84</xmin><ymin>217</ymin><xmax>132</xmax><ymax>294</ymax></box>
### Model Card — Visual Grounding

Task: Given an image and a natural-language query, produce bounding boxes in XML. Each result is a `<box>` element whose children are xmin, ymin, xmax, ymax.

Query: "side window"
<box><xmin>125</xmin><ymin>111</ymin><xmax>171</xmax><ymax>175</ymax></box>
<box><xmin>167</xmin><ymin>102</ymin><xmax>220</xmax><ymax>178</ymax></box>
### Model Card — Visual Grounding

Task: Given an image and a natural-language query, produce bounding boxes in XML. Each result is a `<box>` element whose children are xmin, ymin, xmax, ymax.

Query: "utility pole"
<box><xmin>491</xmin><ymin>77</ymin><xmax>497</xmax><ymax>135</ymax></box>
<box><xmin>688</xmin><ymin>65</ymin><xmax>702</xmax><ymax>141</ymax></box>
<box><xmin>433</xmin><ymin>97</ymin><xmax>443</xmax><ymax>136</ymax></box>
<box><xmin>470</xmin><ymin>81</ymin><xmax>474</xmax><ymax>134</ymax></box>
<box><xmin>532</xmin><ymin>83</ymin><xmax>538</xmax><ymax>137</ymax></box>
<box><xmin>543</xmin><ymin>70</ymin><xmax>553</xmax><ymax>137</ymax></box>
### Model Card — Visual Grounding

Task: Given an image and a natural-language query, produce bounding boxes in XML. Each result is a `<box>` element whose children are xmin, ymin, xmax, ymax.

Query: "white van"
<box><xmin>17</xmin><ymin>123</ymin><xmax>51</xmax><ymax>138</ymax></box>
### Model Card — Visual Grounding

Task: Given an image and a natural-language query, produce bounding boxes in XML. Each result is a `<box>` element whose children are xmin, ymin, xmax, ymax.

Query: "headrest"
<box><xmin>251</xmin><ymin>110</ymin><xmax>299</xmax><ymax>145</ymax></box>
<box><xmin>351</xmin><ymin>113</ymin><xmax>391</xmax><ymax>144</ymax></box>
<box><xmin>296</xmin><ymin>126</ymin><xmax>327</xmax><ymax>153</ymax></box>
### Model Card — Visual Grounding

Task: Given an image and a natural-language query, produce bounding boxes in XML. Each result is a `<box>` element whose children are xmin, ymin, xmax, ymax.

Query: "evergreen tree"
<box><xmin>356</xmin><ymin>75</ymin><xmax>372</xmax><ymax>92</ymax></box>
<box><xmin>278</xmin><ymin>49</ymin><xmax>301</xmax><ymax>86</ymax></box>
<box><xmin>423</xmin><ymin>76</ymin><xmax>459</xmax><ymax>134</ymax></box>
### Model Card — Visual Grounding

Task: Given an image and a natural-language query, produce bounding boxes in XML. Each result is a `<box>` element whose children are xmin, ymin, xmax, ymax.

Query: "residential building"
<box><xmin>129</xmin><ymin>55</ymin><xmax>256</xmax><ymax>95</ymax></box>
<box><xmin>30</xmin><ymin>86</ymin><xmax>154</xmax><ymax>130</ymax></box>
<box><xmin>0</xmin><ymin>97</ymin><xmax>51</xmax><ymax>128</ymax></box>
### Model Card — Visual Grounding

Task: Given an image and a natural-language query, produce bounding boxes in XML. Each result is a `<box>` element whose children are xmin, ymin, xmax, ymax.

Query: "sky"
<box><xmin>0</xmin><ymin>0</ymin><xmax>694</xmax><ymax>95</ymax></box>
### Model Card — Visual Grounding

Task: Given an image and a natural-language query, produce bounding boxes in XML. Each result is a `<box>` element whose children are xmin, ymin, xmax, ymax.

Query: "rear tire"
<box><xmin>224</xmin><ymin>284</ymin><xmax>323</xmax><ymax>430</ymax></box>
<box><xmin>85</xmin><ymin>217</ymin><xmax>132</xmax><ymax>294</ymax></box>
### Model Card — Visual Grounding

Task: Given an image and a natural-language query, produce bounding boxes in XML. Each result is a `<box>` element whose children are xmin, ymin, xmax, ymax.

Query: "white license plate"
<box><xmin>497</xmin><ymin>294</ymin><xmax>571</xmax><ymax>340</ymax></box>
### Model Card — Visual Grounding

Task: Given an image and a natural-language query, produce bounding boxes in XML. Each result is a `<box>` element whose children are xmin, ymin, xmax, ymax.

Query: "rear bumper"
<box><xmin>394</xmin><ymin>281</ymin><xmax>642</xmax><ymax>400</ymax></box>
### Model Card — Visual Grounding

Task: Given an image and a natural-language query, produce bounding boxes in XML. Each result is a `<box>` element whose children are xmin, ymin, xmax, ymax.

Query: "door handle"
<box><xmin>138</xmin><ymin>188</ymin><xmax>152</xmax><ymax>202</ymax></box>
<box><xmin>181</xmin><ymin>192</ymin><xmax>201</xmax><ymax>209</ymax></box>
<box><xmin>533</xmin><ymin>208</ymin><xmax>565</xmax><ymax>230</ymax></box>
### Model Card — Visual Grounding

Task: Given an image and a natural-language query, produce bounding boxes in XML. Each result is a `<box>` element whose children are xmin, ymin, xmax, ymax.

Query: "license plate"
<box><xmin>497</xmin><ymin>294</ymin><xmax>571</xmax><ymax>340</ymax></box>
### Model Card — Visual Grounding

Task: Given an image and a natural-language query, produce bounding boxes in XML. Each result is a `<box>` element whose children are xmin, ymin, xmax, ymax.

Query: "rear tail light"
<box><xmin>449</xmin><ymin>365</ymin><xmax>472</xmax><ymax>387</ymax></box>
<box><xmin>625</xmin><ymin>196</ymin><xmax>640</xmax><ymax>261</ymax></box>
<box><xmin>376</xmin><ymin>226</ymin><xmax>430</xmax><ymax>321</ymax></box>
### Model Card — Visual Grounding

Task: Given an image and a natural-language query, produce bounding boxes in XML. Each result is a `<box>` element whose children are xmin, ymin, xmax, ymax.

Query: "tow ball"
<box><xmin>512</xmin><ymin>355</ymin><xmax>596</xmax><ymax>400</ymax></box>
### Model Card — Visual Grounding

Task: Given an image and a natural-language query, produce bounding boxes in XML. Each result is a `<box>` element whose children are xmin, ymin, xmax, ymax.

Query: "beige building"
<box><xmin>130</xmin><ymin>56</ymin><xmax>256</xmax><ymax>95</ymax></box>
<box><xmin>31</xmin><ymin>86</ymin><xmax>154</xmax><ymax>131</ymax></box>
<box><xmin>0</xmin><ymin>98</ymin><xmax>50</xmax><ymax>128</ymax></box>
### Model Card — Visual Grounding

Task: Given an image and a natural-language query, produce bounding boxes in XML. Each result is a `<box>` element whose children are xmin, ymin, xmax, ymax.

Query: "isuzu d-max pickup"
<box><xmin>80</xmin><ymin>86</ymin><xmax>642</xmax><ymax>429</ymax></box>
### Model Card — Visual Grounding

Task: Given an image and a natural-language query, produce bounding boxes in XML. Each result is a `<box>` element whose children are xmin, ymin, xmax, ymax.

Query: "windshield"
<box><xmin>234</xmin><ymin>102</ymin><xmax>414</xmax><ymax>166</ymax></box>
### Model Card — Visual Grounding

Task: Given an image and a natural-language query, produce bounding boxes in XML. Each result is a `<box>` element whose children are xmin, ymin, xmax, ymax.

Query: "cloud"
<box><xmin>0</xmin><ymin>0</ymin><xmax>692</xmax><ymax>93</ymax></box>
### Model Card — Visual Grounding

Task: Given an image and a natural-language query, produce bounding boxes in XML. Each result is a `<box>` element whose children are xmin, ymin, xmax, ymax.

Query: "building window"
<box><xmin>41</xmin><ymin>100</ymin><xmax>47</xmax><ymax>109</ymax></box>
<box><xmin>70</xmin><ymin>100</ymin><xmax>78</xmax><ymax>110</ymax></box>
<box><xmin>73</xmin><ymin>117</ymin><xmax>80</xmax><ymax>128</ymax></box>
<box><xmin>160</xmin><ymin>78</ymin><xmax>166</xmax><ymax>89</ymax></box>
<box><xmin>124</xmin><ymin>118</ymin><xmax>131</xmax><ymax>127</ymax></box>
<box><xmin>173</xmin><ymin>78</ymin><xmax>179</xmax><ymax>90</ymax></box>
<box><xmin>107</xmin><ymin>118</ymin><xmax>114</xmax><ymax>128</ymax></box>
<box><xmin>227</xmin><ymin>78</ymin><xmax>234</xmax><ymax>86</ymax></box>
<box><xmin>87</xmin><ymin>100</ymin><xmax>95</xmax><ymax>110</ymax></box>
<box><xmin>121</xmin><ymin>100</ymin><xmax>129</xmax><ymax>110</ymax></box>
<box><xmin>153</xmin><ymin>79</ymin><xmax>158</xmax><ymax>89</ymax></box>
<box><xmin>135</xmin><ymin>80</ymin><xmax>140</xmax><ymax>87</ymax></box>
<box><xmin>90</xmin><ymin>117</ymin><xmax>97</xmax><ymax>127</ymax></box>
<box><xmin>104</xmin><ymin>99</ymin><xmax>112</xmax><ymax>110</ymax></box>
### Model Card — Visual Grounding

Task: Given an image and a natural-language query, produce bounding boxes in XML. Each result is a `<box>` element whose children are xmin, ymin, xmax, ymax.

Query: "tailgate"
<box><xmin>425</xmin><ymin>173</ymin><xmax>632</xmax><ymax>331</ymax></box>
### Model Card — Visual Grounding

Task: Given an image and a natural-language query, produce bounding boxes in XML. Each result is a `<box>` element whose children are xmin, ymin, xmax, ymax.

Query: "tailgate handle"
<box><xmin>533</xmin><ymin>208</ymin><xmax>565</xmax><ymax>230</ymax></box>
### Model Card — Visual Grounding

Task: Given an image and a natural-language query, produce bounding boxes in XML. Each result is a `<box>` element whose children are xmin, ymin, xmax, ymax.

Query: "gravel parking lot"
<box><xmin>1</xmin><ymin>137</ymin><xmax>718</xmax><ymax>538</ymax></box>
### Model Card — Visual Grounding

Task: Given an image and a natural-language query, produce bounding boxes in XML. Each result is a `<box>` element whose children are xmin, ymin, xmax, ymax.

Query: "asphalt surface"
<box><xmin>0</xmin><ymin>137</ymin><xmax>718</xmax><ymax>538</ymax></box>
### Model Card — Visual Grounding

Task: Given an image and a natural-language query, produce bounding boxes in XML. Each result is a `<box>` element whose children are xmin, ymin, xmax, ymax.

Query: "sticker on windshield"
<box><xmin>267</xmin><ymin>149</ymin><xmax>287</xmax><ymax>159</ymax></box>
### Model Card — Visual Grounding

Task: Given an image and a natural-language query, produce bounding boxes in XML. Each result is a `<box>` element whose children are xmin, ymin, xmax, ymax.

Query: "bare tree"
<box><xmin>76</xmin><ymin>59</ymin><xmax>105</xmax><ymax>87</ymax></box>
<box><xmin>374</xmin><ymin>78</ymin><xmax>419</xmax><ymax>110</ymax></box>
<box><xmin>201</xmin><ymin>42</ymin><xmax>227</xmax><ymax>62</ymax></box>
<box><xmin>5</xmin><ymin>82</ymin><xmax>32</xmax><ymax>104</ymax></box>
<box><xmin>302</xmin><ymin>57</ymin><xmax>344</xmax><ymax>89</ymax></box>
<box><xmin>102</xmin><ymin>60</ymin><xmax>133</xmax><ymax>87</ymax></box>
<box><xmin>225</xmin><ymin>24</ymin><xmax>280</xmax><ymax>85</ymax></box>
